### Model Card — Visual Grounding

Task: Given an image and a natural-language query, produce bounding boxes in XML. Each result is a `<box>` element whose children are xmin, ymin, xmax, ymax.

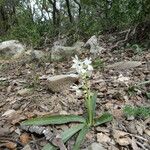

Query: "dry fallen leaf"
<box><xmin>5</xmin><ymin>141</ymin><xmax>17</xmax><ymax>150</ymax></box>
<box><xmin>116</xmin><ymin>137</ymin><xmax>131</xmax><ymax>146</ymax></box>
<box><xmin>2</xmin><ymin>109</ymin><xmax>16</xmax><ymax>117</ymax></box>
<box><xmin>0</xmin><ymin>127</ymin><xmax>10</xmax><ymax>136</ymax></box>
<box><xmin>131</xmin><ymin>137</ymin><xmax>140</xmax><ymax>150</ymax></box>
<box><xmin>135</xmin><ymin>123</ymin><xmax>144</xmax><ymax>135</ymax></box>
<box><xmin>113</xmin><ymin>129</ymin><xmax>131</xmax><ymax>146</ymax></box>
<box><xmin>20</xmin><ymin>133</ymin><xmax>31</xmax><ymax>145</ymax></box>
<box><xmin>86</xmin><ymin>131</ymin><xmax>95</xmax><ymax>141</ymax></box>
<box><xmin>113</xmin><ymin>129</ymin><xmax>129</xmax><ymax>139</ymax></box>
<box><xmin>97</xmin><ymin>132</ymin><xmax>111</xmax><ymax>143</ymax></box>
<box><xmin>112</xmin><ymin>109</ymin><xmax>123</xmax><ymax>119</ymax></box>
<box><xmin>144</xmin><ymin>129</ymin><xmax>150</xmax><ymax>136</ymax></box>
<box><xmin>11</xmin><ymin>114</ymin><xmax>26</xmax><ymax>125</ymax></box>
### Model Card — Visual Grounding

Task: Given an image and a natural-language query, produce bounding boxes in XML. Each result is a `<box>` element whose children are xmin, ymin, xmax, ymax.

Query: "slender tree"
<box><xmin>65</xmin><ymin>0</ymin><xmax>73</xmax><ymax>23</ymax></box>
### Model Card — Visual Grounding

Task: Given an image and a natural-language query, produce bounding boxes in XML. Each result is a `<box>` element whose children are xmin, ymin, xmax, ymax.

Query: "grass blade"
<box><xmin>22</xmin><ymin>115</ymin><xmax>86</xmax><ymax>126</ymax></box>
<box><xmin>42</xmin><ymin>124</ymin><xmax>85</xmax><ymax>150</ymax></box>
<box><xmin>73</xmin><ymin>125</ymin><xmax>89</xmax><ymax>150</ymax></box>
<box><xmin>94</xmin><ymin>113</ymin><xmax>113</xmax><ymax>126</ymax></box>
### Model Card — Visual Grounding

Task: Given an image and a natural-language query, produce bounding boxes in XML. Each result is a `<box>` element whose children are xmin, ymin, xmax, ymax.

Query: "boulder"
<box><xmin>51</xmin><ymin>41</ymin><xmax>85</xmax><ymax>61</ymax></box>
<box><xmin>47</xmin><ymin>74</ymin><xmax>79</xmax><ymax>92</ymax></box>
<box><xmin>51</xmin><ymin>46</ymin><xmax>77</xmax><ymax>61</ymax></box>
<box><xmin>17</xmin><ymin>88</ymin><xmax>32</xmax><ymax>96</ymax></box>
<box><xmin>0</xmin><ymin>40</ymin><xmax>25</xmax><ymax>58</ymax></box>
<box><xmin>53</xmin><ymin>37</ymin><xmax>67</xmax><ymax>46</ymax></box>
<box><xmin>73</xmin><ymin>41</ymin><xmax>85</xmax><ymax>49</ymax></box>
<box><xmin>25</xmin><ymin>50</ymin><xmax>46</xmax><ymax>60</ymax></box>
<box><xmin>84</xmin><ymin>35</ymin><xmax>105</xmax><ymax>54</ymax></box>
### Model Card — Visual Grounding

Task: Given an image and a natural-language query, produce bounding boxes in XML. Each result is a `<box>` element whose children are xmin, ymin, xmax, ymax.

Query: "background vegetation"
<box><xmin>0</xmin><ymin>0</ymin><xmax>150</xmax><ymax>47</ymax></box>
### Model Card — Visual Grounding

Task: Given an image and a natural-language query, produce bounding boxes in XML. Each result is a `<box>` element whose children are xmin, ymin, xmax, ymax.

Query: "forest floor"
<box><xmin>0</xmin><ymin>44</ymin><xmax>150</xmax><ymax>150</ymax></box>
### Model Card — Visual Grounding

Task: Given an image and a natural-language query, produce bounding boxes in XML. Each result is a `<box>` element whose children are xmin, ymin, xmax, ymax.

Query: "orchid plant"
<box><xmin>21</xmin><ymin>55</ymin><xmax>113</xmax><ymax>150</ymax></box>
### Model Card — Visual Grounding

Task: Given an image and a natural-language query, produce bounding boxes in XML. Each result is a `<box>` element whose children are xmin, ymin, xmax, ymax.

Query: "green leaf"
<box><xmin>61</xmin><ymin>123</ymin><xmax>85</xmax><ymax>142</ymax></box>
<box><xmin>42</xmin><ymin>124</ymin><xmax>85</xmax><ymax>150</ymax></box>
<box><xmin>94</xmin><ymin>113</ymin><xmax>113</xmax><ymax>126</ymax></box>
<box><xmin>22</xmin><ymin>115</ymin><xmax>86</xmax><ymax>126</ymax></box>
<box><xmin>73</xmin><ymin>125</ymin><xmax>89</xmax><ymax>150</ymax></box>
<box><xmin>42</xmin><ymin>143</ymin><xmax>56</xmax><ymax>150</ymax></box>
<box><xmin>136</xmin><ymin>80</ymin><xmax>150</xmax><ymax>86</ymax></box>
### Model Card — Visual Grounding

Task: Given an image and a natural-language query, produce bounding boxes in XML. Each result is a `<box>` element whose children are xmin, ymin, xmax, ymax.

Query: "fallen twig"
<box><xmin>110</xmin><ymin>29</ymin><xmax>131</xmax><ymax>50</ymax></box>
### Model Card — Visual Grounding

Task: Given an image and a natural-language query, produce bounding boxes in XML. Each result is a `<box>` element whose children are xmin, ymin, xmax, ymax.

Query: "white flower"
<box><xmin>71</xmin><ymin>55</ymin><xmax>81</xmax><ymax>68</ymax></box>
<box><xmin>84</xmin><ymin>58</ymin><xmax>92</xmax><ymax>66</ymax></box>
<box><xmin>71</xmin><ymin>55</ymin><xmax>93</xmax><ymax>77</ymax></box>
<box><xmin>71</xmin><ymin>84</ymin><xmax>82</xmax><ymax>97</ymax></box>
<box><xmin>80</xmin><ymin>68</ymin><xmax>87</xmax><ymax>74</ymax></box>
<box><xmin>87</xmin><ymin>64</ymin><xmax>93</xmax><ymax>72</ymax></box>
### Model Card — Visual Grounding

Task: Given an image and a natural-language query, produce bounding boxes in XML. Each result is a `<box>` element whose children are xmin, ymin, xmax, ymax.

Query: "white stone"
<box><xmin>84</xmin><ymin>35</ymin><xmax>105</xmax><ymax>54</ymax></box>
<box><xmin>25</xmin><ymin>49</ymin><xmax>45</xmax><ymax>59</ymax></box>
<box><xmin>0</xmin><ymin>40</ymin><xmax>25</xmax><ymax>58</ymax></box>
<box><xmin>47</xmin><ymin>74</ymin><xmax>79</xmax><ymax>92</ymax></box>
<box><xmin>51</xmin><ymin>41</ymin><xmax>84</xmax><ymax>61</ymax></box>
<box><xmin>17</xmin><ymin>88</ymin><xmax>32</xmax><ymax>96</ymax></box>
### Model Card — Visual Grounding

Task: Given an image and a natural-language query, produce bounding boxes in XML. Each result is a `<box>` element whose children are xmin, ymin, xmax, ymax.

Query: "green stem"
<box><xmin>82</xmin><ymin>75</ymin><xmax>93</xmax><ymax>126</ymax></box>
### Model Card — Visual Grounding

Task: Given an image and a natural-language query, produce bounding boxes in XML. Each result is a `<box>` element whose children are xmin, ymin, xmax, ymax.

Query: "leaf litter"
<box><xmin>0</xmin><ymin>45</ymin><xmax>149</xmax><ymax>149</ymax></box>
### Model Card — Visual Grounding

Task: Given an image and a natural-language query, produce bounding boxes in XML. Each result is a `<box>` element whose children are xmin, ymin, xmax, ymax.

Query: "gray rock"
<box><xmin>51</xmin><ymin>46</ymin><xmax>78</xmax><ymax>61</ymax></box>
<box><xmin>53</xmin><ymin>38</ymin><xmax>67</xmax><ymax>46</ymax></box>
<box><xmin>51</xmin><ymin>41</ymin><xmax>84</xmax><ymax>61</ymax></box>
<box><xmin>84</xmin><ymin>35</ymin><xmax>105</xmax><ymax>54</ymax></box>
<box><xmin>0</xmin><ymin>40</ymin><xmax>25</xmax><ymax>58</ymax></box>
<box><xmin>47</xmin><ymin>74</ymin><xmax>79</xmax><ymax>92</ymax></box>
<box><xmin>17</xmin><ymin>88</ymin><xmax>32</xmax><ymax>96</ymax></box>
<box><xmin>73</xmin><ymin>41</ymin><xmax>85</xmax><ymax>49</ymax></box>
<box><xmin>25</xmin><ymin>49</ymin><xmax>46</xmax><ymax>60</ymax></box>
<box><xmin>82</xmin><ymin>142</ymin><xmax>106</xmax><ymax>150</ymax></box>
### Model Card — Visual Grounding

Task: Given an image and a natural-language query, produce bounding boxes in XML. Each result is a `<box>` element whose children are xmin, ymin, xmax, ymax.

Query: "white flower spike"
<box><xmin>72</xmin><ymin>55</ymin><xmax>93</xmax><ymax>77</ymax></box>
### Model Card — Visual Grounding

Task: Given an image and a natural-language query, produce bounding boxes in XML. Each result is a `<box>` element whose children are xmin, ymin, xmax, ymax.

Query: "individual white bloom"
<box><xmin>75</xmin><ymin>63</ymin><xmax>83</xmax><ymax>74</ymax></box>
<box><xmin>71</xmin><ymin>55</ymin><xmax>93</xmax><ymax>77</ymax></box>
<box><xmin>84</xmin><ymin>58</ymin><xmax>92</xmax><ymax>66</ymax></box>
<box><xmin>87</xmin><ymin>64</ymin><xmax>93</xmax><ymax>71</ymax></box>
<box><xmin>80</xmin><ymin>68</ymin><xmax>87</xmax><ymax>74</ymax></box>
<box><xmin>72</xmin><ymin>55</ymin><xmax>79</xmax><ymax>63</ymax></box>
<box><xmin>87</xmin><ymin>71</ymin><xmax>93</xmax><ymax>77</ymax></box>
<box><xmin>70</xmin><ymin>84</ymin><xmax>82</xmax><ymax>97</ymax></box>
<box><xmin>71</xmin><ymin>55</ymin><xmax>81</xmax><ymax>68</ymax></box>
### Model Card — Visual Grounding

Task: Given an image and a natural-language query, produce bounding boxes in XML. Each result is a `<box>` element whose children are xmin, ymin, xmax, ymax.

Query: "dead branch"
<box><xmin>110</xmin><ymin>28</ymin><xmax>131</xmax><ymax>50</ymax></box>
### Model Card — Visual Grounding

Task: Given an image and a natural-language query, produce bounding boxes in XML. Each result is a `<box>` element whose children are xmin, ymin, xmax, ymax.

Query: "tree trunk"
<box><xmin>65</xmin><ymin>0</ymin><xmax>73</xmax><ymax>23</ymax></box>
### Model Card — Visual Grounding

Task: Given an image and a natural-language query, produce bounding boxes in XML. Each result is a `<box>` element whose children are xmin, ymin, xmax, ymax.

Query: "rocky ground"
<box><xmin>0</xmin><ymin>40</ymin><xmax>150</xmax><ymax>150</ymax></box>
